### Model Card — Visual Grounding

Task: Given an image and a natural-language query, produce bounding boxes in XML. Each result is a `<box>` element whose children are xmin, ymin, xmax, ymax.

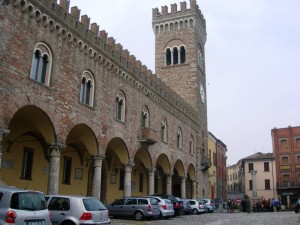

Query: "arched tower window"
<box><xmin>180</xmin><ymin>46</ymin><xmax>186</xmax><ymax>63</ymax></box>
<box><xmin>189</xmin><ymin>135</ymin><xmax>194</xmax><ymax>154</ymax></box>
<box><xmin>141</xmin><ymin>106</ymin><xmax>149</xmax><ymax>127</ymax></box>
<box><xmin>80</xmin><ymin>71</ymin><xmax>95</xmax><ymax>107</ymax></box>
<box><xmin>173</xmin><ymin>47</ymin><xmax>179</xmax><ymax>65</ymax></box>
<box><xmin>177</xmin><ymin>127</ymin><xmax>183</xmax><ymax>149</ymax></box>
<box><xmin>165</xmin><ymin>46</ymin><xmax>186</xmax><ymax>66</ymax></box>
<box><xmin>115</xmin><ymin>91</ymin><xmax>126</xmax><ymax>122</ymax></box>
<box><xmin>161</xmin><ymin>118</ymin><xmax>168</xmax><ymax>142</ymax></box>
<box><xmin>30</xmin><ymin>42</ymin><xmax>52</xmax><ymax>85</ymax></box>
<box><xmin>165</xmin><ymin>48</ymin><xmax>171</xmax><ymax>66</ymax></box>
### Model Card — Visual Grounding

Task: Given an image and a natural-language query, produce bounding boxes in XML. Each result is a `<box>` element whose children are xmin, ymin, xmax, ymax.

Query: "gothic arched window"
<box><xmin>177</xmin><ymin>127</ymin><xmax>183</xmax><ymax>149</ymax></box>
<box><xmin>161</xmin><ymin>118</ymin><xmax>168</xmax><ymax>142</ymax></box>
<box><xmin>115</xmin><ymin>91</ymin><xmax>126</xmax><ymax>122</ymax></box>
<box><xmin>80</xmin><ymin>71</ymin><xmax>95</xmax><ymax>107</ymax></box>
<box><xmin>141</xmin><ymin>106</ymin><xmax>149</xmax><ymax>127</ymax></box>
<box><xmin>30</xmin><ymin>42</ymin><xmax>52</xmax><ymax>85</ymax></box>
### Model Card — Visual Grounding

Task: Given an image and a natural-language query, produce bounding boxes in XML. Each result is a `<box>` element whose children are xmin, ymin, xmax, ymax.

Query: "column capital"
<box><xmin>250</xmin><ymin>170</ymin><xmax>257</xmax><ymax>176</ymax></box>
<box><xmin>0</xmin><ymin>128</ymin><xmax>10</xmax><ymax>136</ymax></box>
<box><xmin>147</xmin><ymin>167</ymin><xmax>156</xmax><ymax>173</ymax></box>
<box><xmin>48</xmin><ymin>143</ymin><xmax>66</xmax><ymax>157</ymax></box>
<box><xmin>125</xmin><ymin>162</ymin><xmax>135</xmax><ymax>168</ymax></box>
<box><xmin>180</xmin><ymin>176</ymin><xmax>187</xmax><ymax>181</ymax></box>
<box><xmin>93</xmin><ymin>154</ymin><xmax>105</xmax><ymax>161</ymax></box>
<box><xmin>93</xmin><ymin>154</ymin><xmax>105</xmax><ymax>167</ymax></box>
<box><xmin>165</xmin><ymin>173</ymin><xmax>173</xmax><ymax>177</ymax></box>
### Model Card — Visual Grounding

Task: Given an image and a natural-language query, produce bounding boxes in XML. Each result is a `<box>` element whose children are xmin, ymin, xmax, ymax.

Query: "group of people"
<box><xmin>223</xmin><ymin>197</ymin><xmax>281</xmax><ymax>213</ymax></box>
<box><xmin>252</xmin><ymin>198</ymin><xmax>281</xmax><ymax>212</ymax></box>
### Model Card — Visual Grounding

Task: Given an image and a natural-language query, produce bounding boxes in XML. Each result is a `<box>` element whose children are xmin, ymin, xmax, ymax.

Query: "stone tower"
<box><xmin>152</xmin><ymin>0</ymin><xmax>209</xmax><ymax>197</ymax></box>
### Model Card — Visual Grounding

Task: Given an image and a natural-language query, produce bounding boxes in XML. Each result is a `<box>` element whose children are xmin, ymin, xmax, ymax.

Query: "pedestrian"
<box><xmin>252</xmin><ymin>200</ymin><xmax>257</xmax><ymax>212</ymax></box>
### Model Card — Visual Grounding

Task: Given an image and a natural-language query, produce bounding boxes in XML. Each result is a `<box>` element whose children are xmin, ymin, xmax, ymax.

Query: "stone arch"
<box><xmin>132</xmin><ymin>147</ymin><xmax>152</xmax><ymax>196</ymax></box>
<box><xmin>155</xmin><ymin>153</ymin><xmax>171</xmax><ymax>194</ymax></box>
<box><xmin>2</xmin><ymin>105</ymin><xmax>55</xmax><ymax>192</ymax></box>
<box><xmin>104</xmin><ymin>137</ymin><xmax>129</xmax><ymax>203</ymax></box>
<box><xmin>172</xmin><ymin>159</ymin><xmax>185</xmax><ymax>197</ymax></box>
<box><xmin>62</xmin><ymin>124</ymin><xmax>98</xmax><ymax>196</ymax></box>
<box><xmin>186</xmin><ymin>163</ymin><xmax>196</xmax><ymax>198</ymax></box>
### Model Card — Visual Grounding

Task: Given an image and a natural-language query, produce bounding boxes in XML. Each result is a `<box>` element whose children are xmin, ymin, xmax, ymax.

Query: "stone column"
<box><xmin>166</xmin><ymin>173</ymin><xmax>173</xmax><ymax>195</ymax></box>
<box><xmin>180</xmin><ymin>176</ymin><xmax>186</xmax><ymax>199</ymax></box>
<box><xmin>124</xmin><ymin>163</ymin><xmax>134</xmax><ymax>197</ymax></box>
<box><xmin>0</xmin><ymin>128</ymin><xmax>10</xmax><ymax>158</ymax></box>
<box><xmin>250</xmin><ymin>170</ymin><xmax>258</xmax><ymax>198</ymax></box>
<box><xmin>0</xmin><ymin>128</ymin><xmax>10</xmax><ymax>185</ymax></box>
<box><xmin>148</xmin><ymin>168</ymin><xmax>155</xmax><ymax>195</ymax></box>
<box><xmin>192</xmin><ymin>180</ymin><xmax>197</xmax><ymax>199</ymax></box>
<box><xmin>178</xmin><ymin>48</ymin><xmax>181</xmax><ymax>64</ymax></box>
<box><xmin>47</xmin><ymin>143</ymin><xmax>65</xmax><ymax>195</ymax></box>
<box><xmin>171</xmin><ymin>50</ymin><xmax>174</xmax><ymax>65</ymax></box>
<box><xmin>92</xmin><ymin>154</ymin><xmax>105</xmax><ymax>200</ymax></box>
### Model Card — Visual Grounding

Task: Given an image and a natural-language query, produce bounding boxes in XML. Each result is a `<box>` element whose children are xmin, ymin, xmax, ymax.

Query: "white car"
<box><xmin>46</xmin><ymin>194</ymin><xmax>110</xmax><ymax>225</ymax></box>
<box><xmin>188</xmin><ymin>199</ymin><xmax>206</xmax><ymax>214</ymax></box>
<box><xmin>0</xmin><ymin>186</ymin><xmax>51</xmax><ymax>225</ymax></box>
<box><xmin>145</xmin><ymin>196</ymin><xmax>174</xmax><ymax>219</ymax></box>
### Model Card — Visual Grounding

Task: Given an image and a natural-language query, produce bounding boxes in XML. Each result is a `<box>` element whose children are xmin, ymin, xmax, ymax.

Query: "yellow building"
<box><xmin>208</xmin><ymin>132</ymin><xmax>217</xmax><ymax>200</ymax></box>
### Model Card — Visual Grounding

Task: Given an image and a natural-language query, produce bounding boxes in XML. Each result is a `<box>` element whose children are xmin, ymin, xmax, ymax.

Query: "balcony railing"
<box><xmin>139</xmin><ymin>127</ymin><xmax>157</xmax><ymax>145</ymax></box>
<box><xmin>200</xmin><ymin>157</ymin><xmax>212</xmax><ymax>171</ymax></box>
<box><xmin>276</xmin><ymin>181</ymin><xmax>300</xmax><ymax>189</ymax></box>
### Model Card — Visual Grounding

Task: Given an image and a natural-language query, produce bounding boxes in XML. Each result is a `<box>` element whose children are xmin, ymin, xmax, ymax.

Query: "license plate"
<box><xmin>26</xmin><ymin>221</ymin><xmax>44</xmax><ymax>225</ymax></box>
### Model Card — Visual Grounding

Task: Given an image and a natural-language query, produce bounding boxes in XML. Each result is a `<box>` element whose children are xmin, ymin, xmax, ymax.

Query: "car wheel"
<box><xmin>62</xmin><ymin>221</ymin><xmax>75</xmax><ymax>225</ymax></box>
<box><xmin>134</xmin><ymin>211</ymin><xmax>144</xmax><ymax>221</ymax></box>
<box><xmin>295</xmin><ymin>209</ymin><xmax>299</xmax><ymax>213</ymax></box>
<box><xmin>192</xmin><ymin>209</ymin><xmax>198</xmax><ymax>215</ymax></box>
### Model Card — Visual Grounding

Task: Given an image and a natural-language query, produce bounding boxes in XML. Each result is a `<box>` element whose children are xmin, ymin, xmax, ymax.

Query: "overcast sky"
<box><xmin>70</xmin><ymin>0</ymin><xmax>300</xmax><ymax>165</ymax></box>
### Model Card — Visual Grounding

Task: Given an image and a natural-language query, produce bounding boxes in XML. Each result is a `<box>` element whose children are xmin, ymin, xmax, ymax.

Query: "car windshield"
<box><xmin>10</xmin><ymin>191</ymin><xmax>47</xmax><ymax>211</ymax></box>
<box><xmin>83</xmin><ymin>198</ymin><xmax>107</xmax><ymax>211</ymax></box>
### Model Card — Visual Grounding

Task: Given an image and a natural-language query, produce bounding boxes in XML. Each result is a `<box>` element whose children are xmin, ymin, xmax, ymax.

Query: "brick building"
<box><xmin>0</xmin><ymin>0</ymin><xmax>209</xmax><ymax>203</ymax></box>
<box><xmin>271</xmin><ymin>126</ymin><xmax>300</xmax><ymax>207</ymax></box>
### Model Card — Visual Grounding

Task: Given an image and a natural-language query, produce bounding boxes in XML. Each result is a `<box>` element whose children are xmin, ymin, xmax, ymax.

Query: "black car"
<box><xmin>294</xmin><ymin>198</ymin><xmax>300</xmax><ymax>213</ymax></box>
<box><xmin>151</xmin><ymin>194</ymin><xmax>184</xmax><ymax>216</ymax></box>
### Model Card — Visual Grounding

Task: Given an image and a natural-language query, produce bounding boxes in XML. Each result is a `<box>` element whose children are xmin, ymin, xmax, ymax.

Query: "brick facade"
<box><xmin>0</xmin><ymin>0</ymin><xmax>209</xmax><ymax>202</ymax></box>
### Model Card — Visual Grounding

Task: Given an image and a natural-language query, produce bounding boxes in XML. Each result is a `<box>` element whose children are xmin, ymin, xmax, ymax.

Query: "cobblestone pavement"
<box><xmin>110</xmin><ymin>211</ymin><xmax>300</xmax><ymax>225</ymax></box>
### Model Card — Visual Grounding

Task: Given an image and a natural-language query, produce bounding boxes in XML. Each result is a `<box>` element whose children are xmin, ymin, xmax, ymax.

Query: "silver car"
<box><xmin>106</xmin><ymin>197</ymin><xmax>160</xmax><ymax>221</ymax></box>
<box><xmin>188</xmin><ymin>199</ymin><xmax>206</xmax><ymax>214</ymax></box>
<box><xmin>146</xmin><ymin>196</ymin><xmax>174</xmax><ymax>219</ymax></box>
<box><xmin>0</xmin><ymin>186</ymin><xmax>51</xmax><ymax>225</ymax></box>
<box><xmin>46</xmin><ymin>194</ymin><xmax>110</xmax><ymax>225</ymax></box>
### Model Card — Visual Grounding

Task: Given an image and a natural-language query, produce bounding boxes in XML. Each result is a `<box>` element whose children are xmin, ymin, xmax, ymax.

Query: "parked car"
<box><xmin>181</xmin><ymin>198</ymin><xmax>192</xmax><ymax>215</ymax></box>
<box><xmin>151</xmin><ymin>194</ymin><xmax>183</xmax><ymax>216</ymax></box>
<box><xmin>0</xmin><ymin>186</ymin><xmax>51</xmax><ymax>225</ymax></box>
<box><xmin>46</xmin><ymin>194</ymin><xmax>110</xmax><ymax>225</ymax></box>
<box><xmin>294</xmin><ymin>198</ymin><xmax>300</xmax><ymax>213</ymax></box>
<box><xmin>145</xmin><ymin>196</ymin><xmax>174</xmax><ymax>219</ymax></box>
<box><xmin>197</xmin><ymin>198</ymin><xmax>214</xmax><ymax>212</ymax></box>
<box><xmin>188</xmin><ymin>199</ymin><xmax>206</xmax><ymax>214</ymax></box>
<box><xmin>105</xmin><ymin>197</ymin><xmax>160</xmax><ymax>221</ymax></box>
<box><xmin>198</xmin><ymin>200</ymin><xmax>209</xmax><ymax>213</ymax></box>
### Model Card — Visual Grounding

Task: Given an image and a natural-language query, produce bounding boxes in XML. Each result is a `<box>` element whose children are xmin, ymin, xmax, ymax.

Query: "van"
<box><xmin>0</xmin><ymin>186</ymin><xmax>51</xmax><ymax>225</ymax></box>
<box><xmin>106</xmin><ymin>197</ymin><xmax>160</xmax><ymax>221</ymax></box>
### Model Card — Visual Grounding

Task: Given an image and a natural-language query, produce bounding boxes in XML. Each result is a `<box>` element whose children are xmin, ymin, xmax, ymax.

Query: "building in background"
<box><xmin>216</xmin><ymin>139</ymin><xmax>227</xmax><ymax>202</ymax></box>
<box><xmin>208</xmin><ymin>132</ymin><xmax>217</xmax><ymax>201</ymax></box>
<box><xmin>272</xmin><ymin>126</ymin><xmax>300</xmax><ymax>208</ymax></box>
<box><xmin>227</xmin><ymin>160</ymin><xmax>243</xmax><ymax>200</ymax></box>
<box><xmin>242</xmin><ymin>152</ymin><xmax>277</xmax><ymax>201</ymax></box>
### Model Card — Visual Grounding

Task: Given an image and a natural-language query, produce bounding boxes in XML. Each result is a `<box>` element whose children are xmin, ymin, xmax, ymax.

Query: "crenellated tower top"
<box><xmin>152</xmin><ymin>0</ymin><xmax>206</xmax><ymax>42</ymax></box>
